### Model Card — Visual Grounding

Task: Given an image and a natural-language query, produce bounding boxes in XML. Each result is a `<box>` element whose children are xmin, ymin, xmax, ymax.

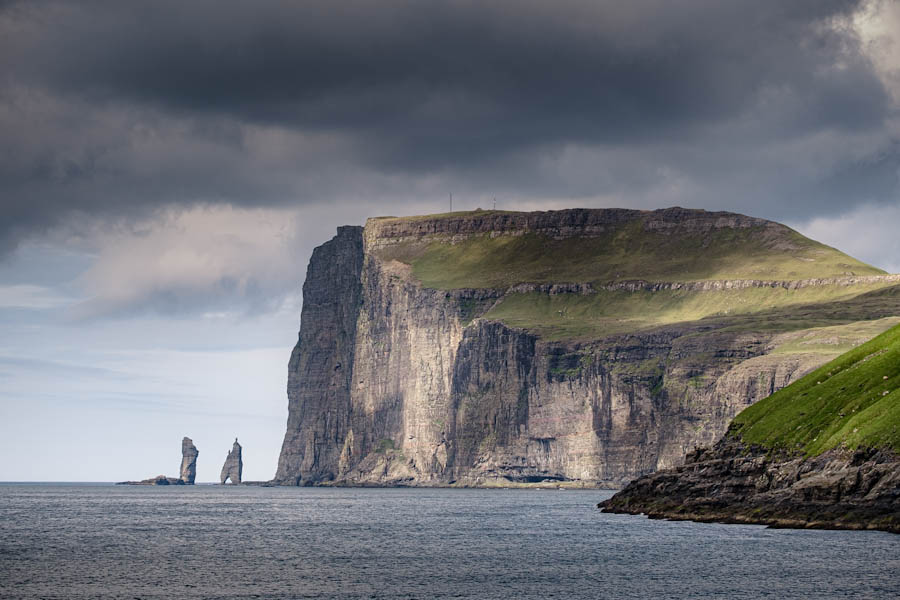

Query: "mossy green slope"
<box><xmin>374</xmin><ymin>209</ymin><xmax>894</xmax><ymax>341</ymax></box>
<box><xmin>379</xmin><ymin>215</ymin><xmax>882</xmax><ymax>289</ymax></box>
<box><xmin>484</xmin><ymin>283</ymin><xmax>899</xmax><ymax>341</ymax></box>
<box><xmin>732</xmin><ymin>322</ymin><xmax>900</xmax><ymax>454</ymax></box>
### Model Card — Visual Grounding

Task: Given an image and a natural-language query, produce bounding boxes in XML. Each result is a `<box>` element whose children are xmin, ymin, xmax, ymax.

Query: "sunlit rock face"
<box><xmin>273</xmin><ymin>209</ymin><xmax>900</xmax><ymax>487</ymax></box>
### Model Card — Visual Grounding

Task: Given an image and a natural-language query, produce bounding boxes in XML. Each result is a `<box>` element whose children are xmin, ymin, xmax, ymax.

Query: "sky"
<box><xmin>1</xmin><ymin>0</ymin><xmax>899</xmax><ymax>481</ymax></box>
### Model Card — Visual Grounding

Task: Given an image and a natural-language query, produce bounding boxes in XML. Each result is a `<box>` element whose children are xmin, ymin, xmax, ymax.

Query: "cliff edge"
<box><xmin>274</xmin><ymin>208</ymin><xmax>900</xmax><ymax>487</ymax></box>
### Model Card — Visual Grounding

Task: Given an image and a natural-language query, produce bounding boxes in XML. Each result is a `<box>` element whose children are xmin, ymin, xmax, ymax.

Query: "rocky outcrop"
<box><xmin>273</xmin><ymin>210</ymin><xmax>899</xmax><ymax>487</ymax></box>
<box><xmin>599</xmin><ymin>434</ymin><xmax>900</xmax><ymax>533</ymax></box>
<box><xmin>117</xmin><ymin>475</ymin><xmax>185</xmax><ymax>486</ymax></box>
<box><xmin>220</xmin><ymin>439</ymin><xmax>242</xmax><ymax>484</ymax></box>
<box><xmin>180</xmin><ymin>437</ymin><xmax>198</xmax><ymax>484</ymax></box>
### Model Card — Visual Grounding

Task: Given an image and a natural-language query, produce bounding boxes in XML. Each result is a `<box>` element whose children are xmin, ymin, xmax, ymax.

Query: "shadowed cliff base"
<box><xmin>601</xmin><ymin>323</ymin><xmax>900</xmax><ymax>533</ymax></box>
<box><xmin>273</xmin><ymin>208</ymin><xmax>900</xmax><ymax>488</ymax></box>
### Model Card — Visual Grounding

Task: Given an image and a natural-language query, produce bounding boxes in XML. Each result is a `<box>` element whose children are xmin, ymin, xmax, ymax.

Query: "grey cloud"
<box><xmin>11</xmin><ymin>1</ymin><xmax>885</xmax><ymax>148</ymax></box>
<box><xmin>1</xmin><ymin>0</ymin><xmax>898</xmax><ymax>259</ymax></box>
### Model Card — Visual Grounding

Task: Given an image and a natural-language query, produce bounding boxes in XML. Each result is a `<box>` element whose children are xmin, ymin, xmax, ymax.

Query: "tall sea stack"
<box><xmin>274</xmin><ymin>208</ymin><xmax>900</xmax><ymax>487</ymax></box>
<box><xmin>180</xmin><ymin>437</ymin><xmax>198</xmax><ymax>484</ymax></box>
<box><xmin>220</xmin><ymin>439</ymin><xmax>242</xmax><ymax>484</ymax></box>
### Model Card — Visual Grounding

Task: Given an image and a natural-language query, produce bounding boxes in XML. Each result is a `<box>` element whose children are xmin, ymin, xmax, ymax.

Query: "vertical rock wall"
<box><xmin>273</xmin><ymin>215</ymin><xmax>885</xmax><ymax>487</ymax></box>
<box><xmin>274</xmin><ymin>226</ymin><xmax>364</xmax><ymax>484</ymax></box>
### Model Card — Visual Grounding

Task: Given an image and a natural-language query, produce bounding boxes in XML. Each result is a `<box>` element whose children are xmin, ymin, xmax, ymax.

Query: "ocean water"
<box><xmin>0</xmin><ymin>485</ymin><xmax>898</xmax><ymax>599</ymax></box>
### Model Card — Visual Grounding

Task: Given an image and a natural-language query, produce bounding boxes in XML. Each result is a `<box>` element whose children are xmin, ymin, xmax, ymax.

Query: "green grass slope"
<box><xmin>732</xmin><ymin>322</ymin><xmax>900</xmax><ymax>454</ymax></box>
<box><xmin>377</xmin><ymin>213</ymin><xmax>883</xmax><ymax>290</ymax></box>
<box><xmin>484</xmin><ymin>283</ymin><xmax>899</xmax><ymax>341</ymax></box>
<box><xmin>374</xmin><ymin>209</ymin><xmax>897</xmax><ymax>341</ymax></box>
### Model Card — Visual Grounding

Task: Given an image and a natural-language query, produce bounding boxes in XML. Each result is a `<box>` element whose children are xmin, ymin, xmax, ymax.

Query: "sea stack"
<box><xmin>180</xmin><ymin>437</ymin><xmax>198</xmax><ymax>484</ymax></box>
<box><xmin>220</xmin><ymin>438</ymin><xmax>243</xmax><ymax>484</ymax></box>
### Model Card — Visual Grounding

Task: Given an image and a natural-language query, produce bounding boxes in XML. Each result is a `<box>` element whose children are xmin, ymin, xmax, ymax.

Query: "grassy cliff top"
<box><xmin>372</xmin><ymin>208</ymin><xmax>883</xmax><ymax>288</ymax></box>
<box><xmin>483</xmin><ymin>283</ymin><xmax>900</xmax><ymax>341</ymax></box>
<box><xmin>367</xmin><ymin>208</ymin><xmax>896</xmax><ymax>342</ymax></box>
<box><xmin>732</xmin><ymin>322</ymin><xmax>900</xmax><ymax>454</ymax></box>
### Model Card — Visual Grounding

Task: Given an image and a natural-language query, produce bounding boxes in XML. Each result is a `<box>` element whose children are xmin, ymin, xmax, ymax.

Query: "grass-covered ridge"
<box><xmin>483</xmin><ymin>283</ymin><xmax>900</xmax><ymax>341</ymax></box>
<box><xmin>376</xmin><ymin>214</ymin><xmax>882</xmax><ymax>289</ymax></box>
<box><xmin>732</xmin><ymin>322</ymin><xmax>900</xmax><ymax>454</ymax></box>
<box><xmin>371</xmin><ymin>208</ymin><xmax>897</xmax><ymax>341</ymax></box>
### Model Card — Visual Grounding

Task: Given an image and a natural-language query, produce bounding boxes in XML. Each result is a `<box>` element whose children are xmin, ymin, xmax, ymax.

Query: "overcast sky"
<box><xmin>2</xmin><ymin>0</ymin><xmax>899</xmax><ymax>481</ymax></box>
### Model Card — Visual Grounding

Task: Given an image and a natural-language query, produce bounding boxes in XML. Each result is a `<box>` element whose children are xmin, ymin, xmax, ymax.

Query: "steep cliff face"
<box><xmin>275</xmin><ymin>226</ymin><xmax>365</xmax><ymax>484</ymax></box>
<box><xmin>274</xmin><ymin>209</ymin><xmax>900</xmax><ymax>487</ymax></box>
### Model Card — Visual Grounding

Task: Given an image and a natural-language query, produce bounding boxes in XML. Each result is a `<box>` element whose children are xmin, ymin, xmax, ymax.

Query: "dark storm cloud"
<box><xmin>1</xmin><ymin>0</ymin><xmax>898</xmax><ymax>253</ymax></box>
<box><xmin>9</xmin><ymin>1</ymin><xmax>884</xmax><ymax>144</ymax></box>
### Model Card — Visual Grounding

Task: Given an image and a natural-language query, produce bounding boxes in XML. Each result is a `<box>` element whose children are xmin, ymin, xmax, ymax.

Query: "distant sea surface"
<box><xmin>1</xmin><ymin>485</ymin><xmax>898</xmax><ymax>599</ymax></box>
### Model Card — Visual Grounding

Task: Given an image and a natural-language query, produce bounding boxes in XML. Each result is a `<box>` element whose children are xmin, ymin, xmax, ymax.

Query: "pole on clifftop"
<box><xmin>450</xmin><ymin>192</ymin><xmax>453</xmax><ymax>213</ymax></box>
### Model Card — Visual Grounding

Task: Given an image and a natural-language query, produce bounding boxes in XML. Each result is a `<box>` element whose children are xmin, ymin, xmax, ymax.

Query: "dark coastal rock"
<box><xmin>180</xmin><ymin>437</ymin><xmax>198</xmax><ymax>484</ymax></box>
<box><xmin>117</xmin><ymin>475</ymin><xmax>184</xmax><ymax>485</ymax></box>
<box><xmin>599</xmin><ymin>434</ymin><xmax>900</xmax><ymax>534</ymax></box>
<box><xmin>220</xmin><ymin>438</ymin><xmax>243</xmax><ymax>484</ymax></box>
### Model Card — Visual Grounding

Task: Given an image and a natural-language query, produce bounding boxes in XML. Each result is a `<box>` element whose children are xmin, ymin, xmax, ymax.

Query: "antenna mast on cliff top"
<box><xmin>493</xmin><ymin>197</ymin><xmax>496</xmax><ymax>210</ymax></box>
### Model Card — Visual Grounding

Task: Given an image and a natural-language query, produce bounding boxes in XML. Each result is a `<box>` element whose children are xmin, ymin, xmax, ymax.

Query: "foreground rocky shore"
<box><xmin>600</xmin><ymin>434</ymin><xmax>900</xmax><ymax>534</ymax></box>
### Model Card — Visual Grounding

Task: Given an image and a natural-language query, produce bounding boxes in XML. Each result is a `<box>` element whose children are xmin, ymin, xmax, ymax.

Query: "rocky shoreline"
<box><xmin>599</xmin><ymin>434</ymin><xmax>900</xmax><ymax>534</ymax></box>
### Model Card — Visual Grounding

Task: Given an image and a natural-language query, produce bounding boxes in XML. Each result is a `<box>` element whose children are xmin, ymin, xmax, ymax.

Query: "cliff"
<box><xmin>220</xmin><ymin>439</ymin><xmax>243</xmax><ymax>484</ymax></box>
<box><xmin>274</xmin><ymin>208</ymin><xmax>900</xmax><ymax>487</ymax></box>
<box><xmin>600</xmin><ymin>323</ymin><xmax>900</xmax><ymax>532</ymax></box>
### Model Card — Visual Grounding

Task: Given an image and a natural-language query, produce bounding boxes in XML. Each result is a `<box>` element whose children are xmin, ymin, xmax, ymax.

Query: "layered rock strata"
<box><xmin>599</xmin><ymin>434</ymin><xmax>900</xmax><ymax>533</ymax></box>
<box><xmin>220</xmin><ymin>439</ymin><xmax>243</xmax><ymax>484</ymax></box>
<box><xmin>274</xmin><ymin>209</ymin><xmax>899</xmax><ymax>487</ymax></box>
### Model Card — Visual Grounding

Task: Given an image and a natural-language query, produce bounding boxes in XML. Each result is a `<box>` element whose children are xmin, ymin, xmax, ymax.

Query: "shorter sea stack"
<box><xmin>601</xmin><ymin>323</ymin><xmax>900</xmax><ymax>534</ymax></box>
<box><xmin>220</xmin><ymin>438</ymin><xmax>242</xmax><ymax>484</ymax></box>
<box><xmin>118</xmin><ymin>436</ymin><xmax>200</xmax><ymax>485</ymax></box>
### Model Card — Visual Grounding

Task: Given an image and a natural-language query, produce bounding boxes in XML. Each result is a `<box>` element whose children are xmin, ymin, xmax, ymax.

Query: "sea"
<box><xmin>0</xmin><ymin>484</ymin><xmax>898</xmax><ymax>599</ymax></box>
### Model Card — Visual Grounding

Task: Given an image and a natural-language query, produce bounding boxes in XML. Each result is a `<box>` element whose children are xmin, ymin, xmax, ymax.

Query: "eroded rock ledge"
<box><xmin>599</xmin><ymin>434</ymin><xmax>900</xmax><ymax>533</ymax></box>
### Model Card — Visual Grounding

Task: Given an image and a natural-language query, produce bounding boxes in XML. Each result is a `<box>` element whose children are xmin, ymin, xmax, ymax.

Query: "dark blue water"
<box><xmin>1</xmin><ymin>485</ymin><xmax>898</xmax><ymax>599</ymax></box>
